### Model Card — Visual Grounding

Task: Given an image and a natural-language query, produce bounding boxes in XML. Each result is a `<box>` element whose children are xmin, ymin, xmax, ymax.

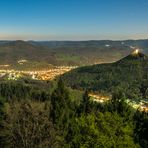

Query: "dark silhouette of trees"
<box><xmin>134</xmin><ymin>110</ymin><xmax>148</xmax><ymax>148</ymax></box>
<box><xmin>50</xmin><ymin>79</ymin><xmax>71</xmax><ymax>129</ymax></box>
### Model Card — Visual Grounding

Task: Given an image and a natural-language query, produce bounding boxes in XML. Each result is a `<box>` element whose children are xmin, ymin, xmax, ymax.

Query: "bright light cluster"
<box><xmin>133</xmin><ymin>49</ymin><xmax>139</xmax><ymax>55</ymax></box>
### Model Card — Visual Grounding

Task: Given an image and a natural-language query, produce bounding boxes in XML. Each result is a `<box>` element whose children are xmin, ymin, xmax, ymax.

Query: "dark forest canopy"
<box><xmin>61</xmin><ymin>51</ymin><xmax>148</xmax><ymax>101</ymax></box>
<box><xmin>0</xmin><ymin>79</ymin><xmax>147</xmax><ymax>147</ymax></box>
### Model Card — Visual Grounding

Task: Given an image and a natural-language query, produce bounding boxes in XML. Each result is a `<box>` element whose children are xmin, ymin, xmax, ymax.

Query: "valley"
<box><xmin>0</xmin><ymin>66</ymin><xmax>76</xmax><ymax>80</ymax></box>
<box><xmin>0</xmin><ymin>40</ymin><xmax>147</xmax><ymax>68</ymax></box>
<box><xmin>0</xmin><ymin>48</ymin><xmax>147</xmax><ymax>112</ymax></box>
<box><xmin>1</xmin><ymin>0</ymin><xmax>148</xmax><ymax>147</ymax></box>
<box><xmin>90</xmin><ymin>92</ymin><xmax>148</xmax><ymax>112</ymax></box>
<box><xmin>0</xmin><ymin>43</ymin><xmax>147</xmax><ymax>148</ymax></box>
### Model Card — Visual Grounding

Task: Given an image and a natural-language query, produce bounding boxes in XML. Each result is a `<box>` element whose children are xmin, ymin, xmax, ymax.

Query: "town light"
<box><xmin>133</xmin><ymin>49</ymin><xmax>139</xmax><ymax>55</ymax></box>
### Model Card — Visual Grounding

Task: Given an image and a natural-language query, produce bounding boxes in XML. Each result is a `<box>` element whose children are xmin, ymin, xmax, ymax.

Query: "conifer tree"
<box><xmin>50</xmin><ymin>79</ymin><xmax>71</xmax><ymax>129</ymax></box>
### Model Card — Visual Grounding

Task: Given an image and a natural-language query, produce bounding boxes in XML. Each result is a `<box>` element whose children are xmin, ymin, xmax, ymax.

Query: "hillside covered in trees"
<box><xmin>0</xmin><ymin>51</ymin><xmax>147</xmax><ymax>147</ymax></box>
<box><xmin>0</xmin><ymin>78</ymin><xmax>147</xmax><ymax>147</ymax></box>
<box><xmin>61</xmin><ymin>51</ymin><xmax>148</xmax><ymax>101</ymax></box>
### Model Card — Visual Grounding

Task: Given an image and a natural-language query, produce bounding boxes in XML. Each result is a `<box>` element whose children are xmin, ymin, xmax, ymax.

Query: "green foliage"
<box><xmin>77</xmin><ymin>90</ymin><xmax>91</xmax><ymax>115</ymax></box>
<box><xmin>0</xmin><ymin>80</ymin><xmax>51</xmax><ymax>101</ymax></box>
<box><xmin>50</xmin><ymin>79</ymin><xmax>72</xmax><ymax>130</ymax></box>
<box><xmin>0</xmin><ymin>97</ymin><xmax>6</xmax><ymax>146</ymax></box>
<box><xmin>68</xmin><ymin>112</ymin><xmax>139</xmax><ymax>148</ymax></box>
<box><xmin>110</xmin><ymin>88</ymin><xmax>132</xmax><ymax>117</ymax></box>
<box><xmin>61</xmin><ymin>52</ymin><xmax>148</xmax><ymax>102</ymax></box>
<box><xmin>0</xmin><ymin>100</ymin><xmax>62</xmax><ymax>148</ymax></box>
<box><xmin>0</xmin><ymin>70</ymin><xmax>147</xmax><ymax>147</ymax></box>
<box><xmin>0</xmin><ymin>97</ymin><xmax>5</xmax><ymax>121</ymax></box>
<box><xmin>133</xmin><ymin>110</ymin><xmax>148</xmax><ymax>148</ymax></box>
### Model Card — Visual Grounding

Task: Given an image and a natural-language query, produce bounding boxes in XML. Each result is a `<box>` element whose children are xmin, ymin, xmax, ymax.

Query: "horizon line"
<box><xmin>0</xmin><ymin>38</ymin><xmax>148</xmax><ymax>42</ymax></box>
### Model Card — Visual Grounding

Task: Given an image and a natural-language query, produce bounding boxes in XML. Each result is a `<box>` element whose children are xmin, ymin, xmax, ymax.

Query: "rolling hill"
<box><xmin>60</xmin><ymin>50</ymin><xmax>148</xmax><ymax>100</ymax></box>
<box><xmin>0</xmin><ymin>40</ymin><xmax>147</xmax><ymax>70</ymax></box>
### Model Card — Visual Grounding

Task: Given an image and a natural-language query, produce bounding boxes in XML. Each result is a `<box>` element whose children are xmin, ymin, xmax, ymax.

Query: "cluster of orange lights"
<box><xmin>133</xmin><ymin>49</ymin><xmax>139</xmax><ymax>55</ymax></box>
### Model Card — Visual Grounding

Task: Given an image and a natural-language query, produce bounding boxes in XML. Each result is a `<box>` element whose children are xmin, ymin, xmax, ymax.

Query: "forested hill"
<box><xmin>60</xmin><ymin>51</ymin><xmax>148</xmax><ymax>100</ymax></box>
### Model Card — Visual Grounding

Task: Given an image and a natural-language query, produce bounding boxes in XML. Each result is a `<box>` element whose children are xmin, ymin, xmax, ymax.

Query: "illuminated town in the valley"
<box><xmin>0</xmin><ymin>49</ymin><xmax>147</xmax><ymax>113</ymax></box>
<box><xmin>0</xmin><ymin>65</ymin><xmax>77</xmax><ymax>81</ymax></box>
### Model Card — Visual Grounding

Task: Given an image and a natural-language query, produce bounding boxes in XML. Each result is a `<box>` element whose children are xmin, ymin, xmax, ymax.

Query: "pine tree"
<box><xmin>50</xmin><ymin>79</ymin><xmax>71</xmax><ymax>129</ymax></box>
<box><xmin>0</xmin><ymin>97</ymin><xmax>5</xmax><ymax>122</ymax></box>
<box><xmin>77</xmin><ymin>90</ymin><xmax>91</xmax><ymax>115</ymax></box>
<box><xmin>0</xmin><ymin>97</ymin><xmax>5</xmax><ymax>147</ymax></box>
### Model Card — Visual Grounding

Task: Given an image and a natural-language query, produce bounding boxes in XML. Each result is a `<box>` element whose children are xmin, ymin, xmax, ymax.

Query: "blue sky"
<box><xmin>0</xmin><ymin>0</ymin><xmax>148</xmax><ymax>40</ymax></box>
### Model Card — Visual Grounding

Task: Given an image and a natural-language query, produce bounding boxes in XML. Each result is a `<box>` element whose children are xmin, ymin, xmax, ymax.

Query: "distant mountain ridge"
<box><xmin>1</xmin><ymin>39</ymin><xmax>148</xmax><ymax>49</ymax></box>
<box><xmin>0</xmin><ymin>39</ymin><xmax>147</xmax><ymax>69</ymax></box>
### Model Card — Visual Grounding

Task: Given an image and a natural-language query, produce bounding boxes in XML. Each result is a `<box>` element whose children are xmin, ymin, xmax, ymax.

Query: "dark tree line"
<box><xmin>0</xmin><ymin>79</ymin><xmax>147</xmax><ymax>147</ymax></box>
